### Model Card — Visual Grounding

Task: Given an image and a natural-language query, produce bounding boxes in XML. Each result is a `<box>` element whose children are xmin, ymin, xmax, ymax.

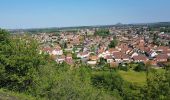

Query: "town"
<box><xmin>1</xmin><ymin>0</ymin><xmax>170</xmax><ymax>99</ymax></box>
<box><xmin>31</xmin><ymin>25</ymin><xmax>170</xmax><ymax>68</ymax></box>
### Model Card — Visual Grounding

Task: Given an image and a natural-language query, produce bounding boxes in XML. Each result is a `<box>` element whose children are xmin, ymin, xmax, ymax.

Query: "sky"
<box><xmin>0</xmin><ymin>0</ymin><xmax>170</xmax><ymax>29</ymax></box>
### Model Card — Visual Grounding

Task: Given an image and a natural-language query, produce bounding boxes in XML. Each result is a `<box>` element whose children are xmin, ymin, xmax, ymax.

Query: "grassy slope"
<box><xmin>0</xmin><ymin>89</ymin><xmax>36</xmax><ymax>100</ymax></box>
<box><xmin>118</xmin><ymin>70</ymin><xmax>146</xmax><ymax>86</ymax></box>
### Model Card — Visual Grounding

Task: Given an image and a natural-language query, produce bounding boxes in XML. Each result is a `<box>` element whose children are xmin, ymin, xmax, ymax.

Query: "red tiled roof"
<box><xmin>105</xmin><ymin>55</ymin><xmax>113</xmax><ymax>59</ymax></box>
<box><xmin>156</xmin><ymin>46</ymin><xmax>170</xmax><ymax>51</ymax></box>
<box><xmin>90</xmin><ymin>55</ymin><xmax>98</xmax><ymax>61</ymax></box>
<box><xmin>43</xmin><ymin>47</ymin><xmax>52</xmax><ymax>52</ymax></box>
<box><xmin>132</xmin><ymin>55</ymin><xmax>148</xmax><ymax>61</ymax></box>
<box><xmin>155</xmin><ymin>54</ymin><xmax>168</xmax><ymax>62</ymax></box>
<box><xmin>108</xmin><ymin>48</ymin><xmax>119</xmax><ymax>53</ymax></box>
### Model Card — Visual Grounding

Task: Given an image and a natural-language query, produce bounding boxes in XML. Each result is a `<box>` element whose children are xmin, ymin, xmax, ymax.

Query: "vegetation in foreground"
<box><xmin>118</xmin><ymin>70</ymin><xmax>146</xmax><ymax>86</ymax></box>
<box><xmin>0</xmin><ymin>89</ymin><xmax>36</xmax><ymax>100</ymax></box>
<box><xmin>0</xmin><ymin>29</ymin><xmax>170</xmax><ymax>100</ymax></box>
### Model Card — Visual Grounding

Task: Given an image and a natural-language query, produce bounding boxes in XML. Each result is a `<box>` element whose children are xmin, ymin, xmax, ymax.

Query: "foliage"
<box><xmin>91</xmin><ymin>71</ymin><xmax>124</xmax><ymax>91</ymax></box>
<box><xmin>0</xmin><ymin>89</ymin><xmax>38</xmax><ymax>100</ymax></box>
<box><xmin>108</xmin><ymin>39</ymin><xmax>118</xmax><ymax>48</ymax></box>
<box><xmin>141</xmin><ymin>68</ymin><xmax>170</xmax><ymax>100</ymax></box>
<box><xmin>0</xmin><ymin>31</ymin><xmax>45</xmax><ymax>92</ymax></box>
<box><xmin>34</xmin><ymin>63</ymin><xmax>115</xmax><ymax>100</ymax></box>
<box><xmin>118</xmin><ymin>63</ymin><xmax>129</xmax><ymax>71</ymax></box>
<box><xmin>94</xmin><ymin>29</ymin><xmax>110</xmax><ymax>36</ymax></box>
<box><xmin>160</xmin><ymin>27</ymin><xmax>170</xmax><ymax>33</ymax></box>
<box><xmin>118</xmin><ymin>70</ymin><xmax>146</xmax><ymax>87</ymax></box>
<box><xmin>98</xmin><ymin>58</ymin><xmax>107</xmax><ymax>67</ymax></box>
<box><xmin>91</xmin><ymin>70</ymin><xmax>143</xmax><ymax>100</ymax></box>
<box><xmin>0</xmin><ymin>29</ymin><xmax>9</xmax><ymax>44</ymax></box>
<box><xmin>153</xmin><ymin>33</ymin><xmax>160</xmax><ymax>45</ymax></box>
<box><xmin>133</xmin><ymin>62</ymin><xmax>146</xmax><ymax>72</ymax></box>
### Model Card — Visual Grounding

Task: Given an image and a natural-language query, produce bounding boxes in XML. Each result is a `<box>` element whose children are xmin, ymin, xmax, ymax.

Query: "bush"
<box><xmin>134</xmin><ymin>62</ymin><xmax>146</xmax><ymax>72</ymax></box>
<box><xmin>118</xmin><ymin>63</ymin><xmax>129</xmax><ymax>71</ymax></box>
<box><xmin>91</xmin><ymin>71</ymin><xmax>124</xmax><ymax>92</ymax></box>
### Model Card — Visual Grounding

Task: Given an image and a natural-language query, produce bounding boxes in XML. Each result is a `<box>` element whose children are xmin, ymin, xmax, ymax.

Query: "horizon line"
<box><xmin>4</xmin><ymin>21</ymin><xmax>170</xmax><ymax>30</ymax></box>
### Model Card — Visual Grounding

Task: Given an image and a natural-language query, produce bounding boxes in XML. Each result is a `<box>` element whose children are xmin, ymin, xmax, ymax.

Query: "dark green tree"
<box><xmin>109</xmin><ymin>39</ymin><xmax>118</xmax><ymax>48</ymax></box>
<box><xmin>94</xmin><ymin>29</ymin><xmax>110</xmax><ymax>36</ymax></box>
<box><xmin>133</xmin><ymin>62</ymin><xmax>146</xmax><ymax>72</ymax></box>
<box><xmin>0</xmin><ymin>29</ymin><xmax>9</xmax><ymax>44</ymax></box>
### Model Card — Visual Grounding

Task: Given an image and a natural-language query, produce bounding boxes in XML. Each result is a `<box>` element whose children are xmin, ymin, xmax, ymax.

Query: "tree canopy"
<box><xmin>94</xmin><ymin>29</ymin><xmax>110</xmax><ymax>36</ymax></box>
<box><xmin>109</xmin><ymin>39</ymin><xmax>118</xmax><ymax>48</ymax></box>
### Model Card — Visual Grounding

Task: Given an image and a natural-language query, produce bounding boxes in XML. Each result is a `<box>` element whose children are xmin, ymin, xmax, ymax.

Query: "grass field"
<box><xmin>118</xmin><ymin>70</ymin><xmax>146</xmax><ymax>86</ymax></box>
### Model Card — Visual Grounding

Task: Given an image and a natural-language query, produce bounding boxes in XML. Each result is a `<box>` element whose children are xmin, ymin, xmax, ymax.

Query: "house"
<box><xmin>65</xmin><ymin>54</ymin><xmax>73</xmax><ymax>65</ymax></box>
<box><xmin>56</xmin><ymin>55</ymin><xmax>65</xmax><ymax>63</ymax></box>
<box><xmin>132</xmin><ymin>55</ymin><xmax>148</xmax><ymax>63</ymax></box>
<box><xmin>121</xmin><ymin>54</ymin><xmax>130</xmax><ymax>62</ymax></box>
<box><xmin>125</xmin><ymin>48</ymin><xmax>133</xmax><ymax>55</ymax></box>
<box><xmin>150</xmin><ymin>60</ymin><xmax>157</xmax><ymax>66</ymax></box>
<box><xmin>110</xmin><ymin>62</ymin><xmax>118</xmax><ymax>68</ymax></box>
<box><xmin>52</xmin><ymin>46</ymin><xmax>63</xmax><ymax>55</ymax></box>
<box><xmin>155</xmin><ymin>54</ymin><xmax>168</xmax><ymax>62</ymax></box>
<box><xmin>106</xmin><ymin>48</ymin><xmax>120</xmax><ymax>55</ymax></box>
<box><xmin>162</xmin><ymin>50</ymin><xmax>170</xmax><ymax>57</ymax></box>
<box><xmin>87</xmin><ymin>55</ymin><xmax>98</xmax><ymax>65</ymax></box>
<box><xmin>113</xmin><ymin>52</ymin><xmax>122</xmax><ymax>63</ymax></box>
<box><xmin>97</xmin><ymin>48</ymin><xmax>105</xmax><ymax>58</ymax></box>
<box><xmin>156</xmin><ymin>46</ymin><xmax>170</xmax><ymax>52</ymax></box>
<box><xmin>52</xmin><ymin>48</ymin><xmax>63</xmax><ymax>56</ymax></box>
<box><xmin>77</xmin><ymin>52</ymin><xmax>89</xmax><ymax>58</ymax></box>
<box><xmin>149</xmin><ymin>51</ymin><xmax>158</xmax><ymax>58</ymax></box>
<box><xmin>42</xmin><ymin>47</ymin><xmax>52</xmax><ymax>55</ymax></box>
<box><xmin>65</xmin><ymin>44</ymin><xmax>73</xmax><ymax>52</ymax></box>
<box><xmin>105</xmin><ymin>55</ymin><xmax>114</xmax><ymax>63</ymax></box>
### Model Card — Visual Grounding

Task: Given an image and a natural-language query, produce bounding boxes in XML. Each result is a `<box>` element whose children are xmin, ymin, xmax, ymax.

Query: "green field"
<box><xmin>118</xmin><ymin>70</ymin><xmax>146</xmax><ymax>86</ymax></box>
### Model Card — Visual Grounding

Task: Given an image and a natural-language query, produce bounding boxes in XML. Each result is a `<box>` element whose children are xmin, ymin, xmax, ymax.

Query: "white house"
<box><xmin>77</xmin><ymin>52</ymin><xmax>89</xmax><ymax>58</ymax></box>
<box><xmin>52</xmin><ymin>48</ymin><xmax>63</xmax><ymax>56</ymax></box>
<box><xmin>87</xmin><ymin>61</ymin><xmax>97</xmax><ymax>65</ymax></box>
<box><xmin>149</xmin><ymin>51</ymin><xmax>158</xmax><ymax>58</ymax></box>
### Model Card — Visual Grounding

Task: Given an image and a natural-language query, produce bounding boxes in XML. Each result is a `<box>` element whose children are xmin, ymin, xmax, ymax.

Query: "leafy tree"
<box><xmin>153</xmin><ymin>33</ymin><xmax>159</xmax><ymax>45</ymax></box>
<box><xmin>0</xmin><ymin>35</ymin><xmax>45</xmax><ymax>92</ymax></box>
<box><xmin>133</xmin><ymin>62</ymin><xmax>146</xmax><ymax>72</ymax></box>
<box><xmin>118</xmin><ymin>63</ymin><xmax>129</xmax><ymax>71</ymax></box>
<box><xmin>42</xmin><ymin>65</ymin><xmax>114</xmax><ymax>100</ymax></box>
<box><xmin>91</xmin><ymin>71</ymin><xmax>124</xmax><ymax>94</ymax></box>
<box><xmin>141</xmin><ymin>65</ymin><xmax>170</xmax><ymax>100</ymax></box>
<box><xmin>108</xmin><ymin>39</ymin><xmax>118</xmax><ymax>48</ymax></box>
<box><xmin>94</xmin><ymin>29</ymin><xmax>110</xmax><ymax>36</ymax></box>
<box><xmin>98</xmin><ymin>58</ymin><xmax>106</xmax><ymax>66</ymax></box>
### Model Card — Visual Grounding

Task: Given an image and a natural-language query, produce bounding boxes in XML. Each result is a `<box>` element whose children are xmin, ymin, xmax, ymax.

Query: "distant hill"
<box><xmin>132</xmin><ymin>22</ymin><xmax>170</xmax><ymax>27</ymax></box>
<box><xmin>8</xmin><ymin>22</ymin><xmax>170</xmax><ymax>34</ymax></box>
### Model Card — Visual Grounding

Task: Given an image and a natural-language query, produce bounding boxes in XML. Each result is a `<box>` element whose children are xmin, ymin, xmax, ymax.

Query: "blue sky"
<box><xmin>0</xmin><ymin>0</ymin><xmax>170</xmax><ymax>29</ymax></box>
